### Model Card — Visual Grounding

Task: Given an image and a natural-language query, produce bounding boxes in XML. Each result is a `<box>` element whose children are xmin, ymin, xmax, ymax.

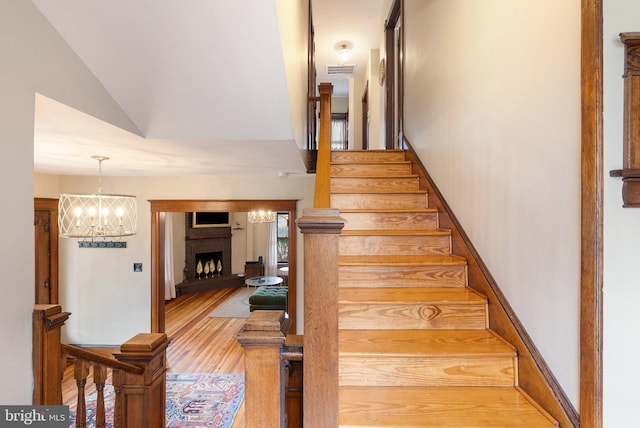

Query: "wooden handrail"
<box><xmin>314</xmin><ymin>82</ymin><xmax>333</xmax><ymax>208</ymax></box>
<box><xmin>62</xmin><ymin>344</ymin><xmax>144</xmax><ymax>375</ymax></box>
<box><xmin>33</xmin><ymin>304</ymin><xmax>168</xmax><ymax>427</ymax></box>
<box><xmin>33</xmin><ymin>304</ymin><xmax>70</xmax><ymax>405</ymax></box>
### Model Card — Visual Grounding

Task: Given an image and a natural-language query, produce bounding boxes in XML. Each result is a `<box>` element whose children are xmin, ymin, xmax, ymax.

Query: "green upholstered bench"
<box><xmin>249</xmin><ymin>286</ymin><xmax>288</xmax><ymax>312</ymax></box>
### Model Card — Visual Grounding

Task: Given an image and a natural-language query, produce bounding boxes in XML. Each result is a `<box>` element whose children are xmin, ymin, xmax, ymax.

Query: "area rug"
<box><xmin>68</xmin><ymin>373</ymin><xmax>244</xmax><ymax>428</ymax></box>
<box><xmin>209</xmin><ymin>287</ymin><xmax>252</xmax><ymax>318</ymax></box>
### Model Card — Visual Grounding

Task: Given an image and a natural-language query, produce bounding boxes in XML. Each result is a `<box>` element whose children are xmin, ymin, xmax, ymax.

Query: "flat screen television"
<box><xmin>192</xmin><ymin>212</ymin><xmax>230</xmax><ymax>228</ymax></box>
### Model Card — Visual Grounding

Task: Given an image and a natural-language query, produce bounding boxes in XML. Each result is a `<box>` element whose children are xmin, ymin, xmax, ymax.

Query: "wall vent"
<box><xmin>326</xmin><ymin>65</ymin><xmax>356</xmax><ymax>75</ymax></box>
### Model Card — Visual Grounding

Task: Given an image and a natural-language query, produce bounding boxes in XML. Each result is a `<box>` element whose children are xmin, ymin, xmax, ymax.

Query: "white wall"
<box><xmin>332</xmin><ymin>96</ymin><xmax>349</xmax><ymax>114</ymax></box>
<box><xmin>34</xmin><ymin>174</ymin><xmax>315</xmax><ymax>344</ymax></box>
<box><xmin>0</xmin><ymin>0</ymin><xmax>139</xmax><ymax>404</ymax></box>
<box><xmin>276</xmin><ymin>0</ymin><xmax>309</xmax><ymax>151</ymax></box>
<box><xmin>603</xmin><ymin>1</ymin><xmax>640</xmax><ymax>425</ymax></box>
<box><xmin>349</xmin><ymin>74</ymin><xmax>365</xmax><ymax>150</ymax></box>
<box><xmin>401</xmin><ymin>0</ymin><xmax>581</xmax><ymax>405</ymax></box>
<box><xmin>365</xmin><ymin>49</ymin><xmax>383</xmax><ymax>150</ymax></box>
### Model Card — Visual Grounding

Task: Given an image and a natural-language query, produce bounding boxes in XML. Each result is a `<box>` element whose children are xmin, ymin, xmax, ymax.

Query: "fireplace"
<box><xmin>194</xmin><ymin>251</ymin><xmax>223</xmax><ymax>280</ymax></box>
<box><xmin>175</xmin><ymin>213</ymin><xmax>243</xmax><ymax>296</ymax></box>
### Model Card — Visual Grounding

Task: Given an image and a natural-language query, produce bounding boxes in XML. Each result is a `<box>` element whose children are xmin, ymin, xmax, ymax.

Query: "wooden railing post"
<box><xmin>32</xmin><ymin>304</ymin><xmax>70</xmax><ymax>405</ymax></box>
<box><xmin>113</xmin><ymin>333</ymin><xmax>169</xmax><ymax>428</ymax></box>
<box><xmin>297</xmin><ymin>209</ymin><xmax>345</xmax><ymax>428</ymax></box>
<box><xmin>238</xmin><ymin>310</ymin><xmax>289</xmax><ymax>428</ymax></box>
<box><xmin>314</xmin><ymin>82</ymin><xmax>333</xmax><ymax>208</ymax></box>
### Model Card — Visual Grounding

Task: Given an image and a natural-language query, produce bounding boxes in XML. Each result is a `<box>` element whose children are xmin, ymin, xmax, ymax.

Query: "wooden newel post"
<box><xmin>297</xmin><ymin>209</ymin><xmax>345</xmax><ymax>428</ymax></box>
<box><xmin>113</xmin><ymin>333</ymin><xmax>169</xmax><ymax>428</ymax></box>
<box><xmin>238</xmin><ymin>310</ymin><xmax>289</xmax><ymax>428</ymax></box>
<box><xmin>314</xmin><ymin>83</ymin><xmax>333</xmax><ymax>208</ymax></box>
<box><xmin>32</xmin><ymin>304</ymin><xmax>70</xmax><ymax>405</ymax></box>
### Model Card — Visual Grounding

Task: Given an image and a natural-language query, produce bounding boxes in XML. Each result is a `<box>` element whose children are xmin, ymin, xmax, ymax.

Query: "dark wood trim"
<box><xmin>149</xmin><ymin>200</ymin><xmax>299</xmax><ymax>334</ymax></box>
<box><xmin>384</xmin><ymin>0</ymin><xmax>403</xmax><ymax>149</ymax></box>
<box><xmin>580</xmin><ymin>0</ymin><xmax>604</xmax><ymax>425</ymax></box>
<box><xmin>34</xmin><ymin>198</ymin><xmax>59</xmax><ymax>305</ymax></box>
<box><xmin>362</xmin><ymin>82</ymin><xmax>369</xmax><ymax>150</ymax></box>
<box><xmin>404</xmin><ymin>142</ymin><xmax>579</xmax><ymax>427</ymax></box>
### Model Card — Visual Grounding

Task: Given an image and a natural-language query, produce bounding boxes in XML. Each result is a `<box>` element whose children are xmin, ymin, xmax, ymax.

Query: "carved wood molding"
<box><xmin>610</xmin><ymin>32</ymin><xmax>640</xmax><ymax>207</ymax></box>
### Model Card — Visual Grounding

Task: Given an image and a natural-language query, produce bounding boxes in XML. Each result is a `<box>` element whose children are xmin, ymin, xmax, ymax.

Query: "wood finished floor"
<box><xmin>61</xmin><ymin>287</ymin><xmax>247</xmax><ymax>427</ymax></box>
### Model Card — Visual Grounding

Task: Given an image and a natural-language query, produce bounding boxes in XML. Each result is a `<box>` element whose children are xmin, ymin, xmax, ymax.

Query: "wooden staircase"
<box><xmin>331</xmin><ymin>150</ymin><xmax>558</xmax><ymax>427</ymax></box>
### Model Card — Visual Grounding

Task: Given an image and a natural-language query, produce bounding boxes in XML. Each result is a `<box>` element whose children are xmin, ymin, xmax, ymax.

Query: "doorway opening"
<box><xmin>149</xmin><ymin>199</ymin><xmax>298</xmax><ymax>333</ymax></box>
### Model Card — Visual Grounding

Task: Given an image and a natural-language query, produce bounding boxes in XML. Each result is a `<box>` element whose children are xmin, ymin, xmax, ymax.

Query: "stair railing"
<box><xmin>238</xmin><ymin>81</ymin><xmax>343</xmax><ymax>427</ymax></box>
<box><xmin>314</xmin><ymin>82</ymin><xmax>333</xmax><ymax>209</ymax></box>
<box><xmin>299</xmin><ymin>81</ymin><xmax>345</xmax><ymax>427</ymax></box>
<box><xmin>33</xmin><ymin>305</ymin><xmax>169</xmax><ymax>427</ymax></box>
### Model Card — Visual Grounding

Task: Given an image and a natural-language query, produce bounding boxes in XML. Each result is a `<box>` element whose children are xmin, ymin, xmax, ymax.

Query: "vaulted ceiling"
<box><xmin>32</xmin><ymin>0</ymin><xmax>384</xmax><ymax>176</ymax></box>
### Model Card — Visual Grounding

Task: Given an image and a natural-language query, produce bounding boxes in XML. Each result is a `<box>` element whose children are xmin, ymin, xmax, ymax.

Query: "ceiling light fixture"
<box><xmin>58</xmin><ymin>156</ymin><xmax>137</xmax><ymax>240</ymax></box>
<box><xmin>247</xmin><ymin>210</ymin><xmax>276</xmax><ymax>224</ymax></box>
<box><xmin>338</xmin><ymin>43</ymin><xmax>350</xmax><ymax>65</ymax></box>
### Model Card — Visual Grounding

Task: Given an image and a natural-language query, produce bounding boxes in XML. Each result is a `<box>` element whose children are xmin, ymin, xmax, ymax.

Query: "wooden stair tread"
<box><xmin>339</xmin><ymin>254</ymin><xmax>467</xmax><ymax>266</ymax></box>
<box><xmin>339</xmin><ymin>287</ymin><xmax>486</xmax><ymax>303</ymax></box>
<box><xmin>331</xmin><ymin>160</ymin><xmax>411</xmax><ymax>165</ymax></box>
<box><xmin>331</xmin><ymin>189</ymin><xmax>427</xmax><ymax>195</ymax></box>
<box><xmin>331</xmin><ymin>174</ymin><xmax>419</xmax><ymax>179</ymax></box>
<box><xmin>341</xmin><ymin>229</ymin><xmax>450</xmax><ymax>237</ymax></box>
<box><xmin>339</xmin><ymin>208</ymin><xmax>438</xmax><ymax>213</ymax></box>
<box><xmin>339</xmin><ymin>386</ymin><xmax>558</xmax><ymax>427</ymax></box>
<box><xmin>339</xmin><ymin>329</ymin><xmax>515</xmax><ymax>357</ymax></box>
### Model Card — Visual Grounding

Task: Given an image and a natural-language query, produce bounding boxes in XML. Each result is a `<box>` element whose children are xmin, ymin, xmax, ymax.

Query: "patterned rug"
<box><xmin>69</xmin><ymin>373</ymin><xmax>244</xmax><ymax>428</ymax></box>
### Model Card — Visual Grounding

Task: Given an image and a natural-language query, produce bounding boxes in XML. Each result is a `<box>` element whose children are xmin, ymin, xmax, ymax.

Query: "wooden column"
<box><xmin>32</xmin><ymin>304</ymin><xmax>70</xmax><ymax>405</ymax></box>
<box><xmin>113</xmin><ymin>333</ymin><xmax>169</xmax><ymax>428</ymax></box>
<box><xmin>611</xmin><ymin>33</ymin><xmax>640</xmax><ymax>206</ymax></box>
<box><xmin>297</xmin><ymin>209</ymin><xmax>345</xmax><ymax>428</ymax></box>
<box><xmin>238</xmin><ymin>310</ymin><xmax>289</xmax><ymax>428</ymax></box>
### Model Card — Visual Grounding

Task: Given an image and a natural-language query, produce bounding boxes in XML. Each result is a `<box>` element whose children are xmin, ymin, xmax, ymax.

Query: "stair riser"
<box><xmin>331</xmin><ymin>177</ymin><xmax>420</xmax><ymax>192</ymax></box>
<box><xmin>332</xmin><ymin>151</ymin><xmax>406</xmax><ymax>163</ymax></box>
<box><xmin>339</xmin><ymin>235</ymin><xmax>451</xmax><ymax>256</ymax></box>
<box><xmin>341</xmin><ymin>211</ymin><xmax>438</xmax><ymax>231</ymax></box>
<box><xmin>339</xmin><ymin>356</ymin><xmax>516</xmax><ymax>388</ymax></box>
<box><xmin>331</xmin><ymin>193</ymin><xmax>428</xmax><ymax>210</ymax></box>
<box><xmin>339</xmin><ymin>265</ymin><xmax>467</xmax><ymax>288</ymax></box>
<box><xmin>339</xmin><ymin>303</ymin><xmax>488</xmax><ymax>330</ymax></box>
<box><xmin>331</xmin><ymin>164</ymin><xmax>413</xmax><ymax>177</ymax></box>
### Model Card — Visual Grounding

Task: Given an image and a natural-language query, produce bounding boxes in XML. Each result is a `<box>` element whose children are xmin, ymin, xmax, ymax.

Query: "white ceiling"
<box><xmin>32</xmin><ymin>0</ymin><xmax>384</xmax><ymax>176</ymax></box>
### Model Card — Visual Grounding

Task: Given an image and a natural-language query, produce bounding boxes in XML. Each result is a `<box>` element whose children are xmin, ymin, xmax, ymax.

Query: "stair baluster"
<box><xmin>33</xmin><ymin>306</ymin><xmax>168</xmax><ymax>428</ymax></box>
<box><xmin>72</xmin><ymin>360</ymin><xmax>89</xmax><ymax>428</ymax></box>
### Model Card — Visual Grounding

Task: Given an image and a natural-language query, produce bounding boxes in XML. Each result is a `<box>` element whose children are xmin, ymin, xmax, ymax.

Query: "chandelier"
<box><xmin>248</xmin><ymin>210</ymin><xmax>276</xmax><ymax>223</ymax></box>
<box><xmin>58</xmin><ymin>156</ymin><xmax>137</xmax><ymax>239</ymax></box>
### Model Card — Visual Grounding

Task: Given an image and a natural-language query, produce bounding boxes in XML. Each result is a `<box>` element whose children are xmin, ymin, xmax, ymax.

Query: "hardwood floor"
<box><xmin>62</xmin><ymin>287</ymin><xmax>247</xmax><ymax>427</ymax></box>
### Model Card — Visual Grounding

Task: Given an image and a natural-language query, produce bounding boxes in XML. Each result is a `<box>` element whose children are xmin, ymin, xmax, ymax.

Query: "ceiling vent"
<box><xmin>326</xmin><ymin>65</ymin><xmax>356</xmax><ymax>75</ymax></box>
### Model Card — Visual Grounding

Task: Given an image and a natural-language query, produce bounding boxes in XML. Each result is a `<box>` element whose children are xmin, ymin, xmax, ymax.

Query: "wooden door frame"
<box><xmin>34</xmin><ymin>198</ymin><xmax>59</xmax><ymax>304</ymax></box>
<box><xmin>384</xmin><ymin>0</ymin><xmax>403</xmax><ymax>149</ymax></box>
<box><xmin>362</xmin><ymin>82</ymin><xmax>369</xmax><ymax>150</ymax></box>
<box><xmin>580</xmin><ymin>0</ymin><xmax>603</xmax><ymax>425</ymax></box>
<box><xmin>149</xmin><ymin>200</ymin><xmax>298</xmax><ymax>333</ymax></box>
